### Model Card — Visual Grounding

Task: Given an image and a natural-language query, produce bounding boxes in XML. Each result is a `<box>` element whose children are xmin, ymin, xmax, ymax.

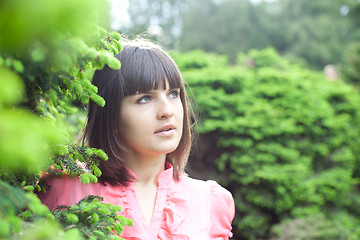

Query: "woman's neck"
<box><xmin>124</xmin><ymin>152</ymin><xmax>166</xmax><ymax>186</ymax></box>
<box><xmin>124</xmin><ymin>152</ymin><xmax>166</xmax><ymax>226</ymax></box>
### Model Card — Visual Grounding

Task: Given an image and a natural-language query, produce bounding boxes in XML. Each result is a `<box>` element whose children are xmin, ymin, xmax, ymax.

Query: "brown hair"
<box><xmin>82</xmin><ymin>39</ymin><xmax>193</xmax><ymax>186</ymax></box>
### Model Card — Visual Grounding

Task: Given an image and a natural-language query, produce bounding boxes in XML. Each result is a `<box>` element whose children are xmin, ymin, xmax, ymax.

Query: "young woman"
<box><xmin>39</xmin><ymin>39</ymin><xmax>235</xmax><ymax>239</ymax></box>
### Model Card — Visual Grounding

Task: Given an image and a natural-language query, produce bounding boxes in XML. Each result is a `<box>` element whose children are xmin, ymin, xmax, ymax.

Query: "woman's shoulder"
<box><xmin>38</xmin><ymin>174</ymin><xmax>102</xmax><ymax>210</ymax></box>
<box><xmin>203</xmin><ymin>179</ymin><xmax>235</xmax><ymax>238</ymax></box>
<box><xmin>181</xmin><ymin>175</ymin><xmax>232</xmax><ymax>197</ymax></box>
<box><xmin>179</xmin><ymin>175</ymin><xmax>234</xmax><ymax>211</ymax></box>
<box><xmin>174</xmin><ymin>175</ymin><xmax>235</xmax><ymax>238</ymax></box>
<box><xmin>205</xmin><ymin>180</ymin><xmax>234</xmax><ymax>210</ymax></box>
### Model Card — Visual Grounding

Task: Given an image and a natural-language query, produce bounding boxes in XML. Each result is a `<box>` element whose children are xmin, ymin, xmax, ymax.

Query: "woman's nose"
<box><xmin>156</xmin><ymin>97</ymin><xmax>173</xmax><ymax>119</ymax></box>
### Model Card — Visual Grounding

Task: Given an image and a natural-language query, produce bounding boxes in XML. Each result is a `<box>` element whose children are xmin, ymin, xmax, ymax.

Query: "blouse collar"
<box><xmin>158</xmin><ymin>161</ymin><xmax>173</xmax><ymax>188</ymax></box>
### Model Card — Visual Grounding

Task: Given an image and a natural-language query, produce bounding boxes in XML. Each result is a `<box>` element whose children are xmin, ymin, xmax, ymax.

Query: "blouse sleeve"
<box><xmin>38</xmin><ymin>175</ymin><xmax>99</xmax><ymax>211</ymax></box>
<box><xmin>207</xmin><ymin>180</ymin><xmax>235</xmax><ymax>239</ymax></box>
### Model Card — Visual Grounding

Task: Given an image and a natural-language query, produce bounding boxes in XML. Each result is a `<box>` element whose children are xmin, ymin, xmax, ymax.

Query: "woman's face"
<box><xmin>119</xmin><ymin>81</ymin><xmax>184</xmax><ymax>157</ymax></box>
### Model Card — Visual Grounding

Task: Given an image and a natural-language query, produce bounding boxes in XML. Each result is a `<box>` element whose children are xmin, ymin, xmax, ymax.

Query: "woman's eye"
<box><xmin>169</xmin><ymin>89</ymin><xmax>180</xmax><ymax>98</ymax></box>
<box><xmin>136</xmin><ymin>95</ymin><xmax>151</xmax><ymax>104</ymax></box>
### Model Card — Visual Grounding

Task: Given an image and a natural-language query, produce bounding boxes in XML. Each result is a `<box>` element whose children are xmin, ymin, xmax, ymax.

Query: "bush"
<box><xmin>270</xmin><ymin>212</ymin><xmax>360</xmax><ymax>240</ymax></box>
<box><xmin>341</xmin><ymin>41</ymin><xmax>360</xmax><ymax>86</ymax></box>
<box><xmin>172</xmin><ymin>48</ymin><xmax>360</xmax><ymax>239</ymax></box>
<box><xmin>0</xmin><ymin>0</ymin><xmax>131</xmax><ymax>239</ymax></box>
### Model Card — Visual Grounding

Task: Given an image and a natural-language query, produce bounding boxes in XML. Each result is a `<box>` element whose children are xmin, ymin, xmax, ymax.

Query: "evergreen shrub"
<box><xmin>0</xmin><ymin>0</ymin><xmax>132</xmax><ymax>239</ymax></box>
<box><xmin>341</xmin><ymin>41</ymin><xmax>360</xmax><ymax>86</ymax></box>
<box><xmin>172</xmin><ymin>48</ymin><xmax>360</xmax><ymax>240</ymax></box>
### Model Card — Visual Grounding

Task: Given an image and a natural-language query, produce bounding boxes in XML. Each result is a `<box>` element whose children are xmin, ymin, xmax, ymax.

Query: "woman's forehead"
<box><xmin>135</xmin><ymin>80</ymin><xmax>181</xmax><ymax>94</ymax></box>
<box><xmin>123</xmin><ymin>71</ymin><xmax>181</xmax><ymax>95</ymax></box>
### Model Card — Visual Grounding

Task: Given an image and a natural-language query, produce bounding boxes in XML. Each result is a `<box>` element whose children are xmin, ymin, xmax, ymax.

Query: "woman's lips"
<box><xmin>155</xmin><ymin>124</ymin><xmax>175</xmax><ymax>136</ymax></box>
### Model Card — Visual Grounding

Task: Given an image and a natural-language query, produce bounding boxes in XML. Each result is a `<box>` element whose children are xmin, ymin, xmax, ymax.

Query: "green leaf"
<box><xmin>95</xmin><ymin>149</ymin><xmax>108</xmax><ymax>160</ymax></box>
<box><xmin>90</xmin><ymin>212</ymin><xmax>99</xmax><ymax>224</ymax></box>
<box><xmin>24</xmin><ymin>185</ymin><xmax>35</xmax><ymax>192</ymax></box>
<box><xmin>66</xmin><ymin>213</ymin><xmax>79</xmax><ymax>223</ymax></box>
<box><xmin>91</xmin><ymin>165</ymin><xmax>102</xmax><ymax>177</ymax></box>
<box><xmin>79</xmin><ymin>174</ymin><xmax>90</xmax><ymax>185</ymax></box>
<box><xmin>91</xmin><ymin>94</ymin><xmax>106</xmax><ymax>107</ymax></box>
<box><xmin>0</xmin><ymin>67</ymin><xmax>24</xmax><ymax>106</ymax></box>
<box><xmin>21</xmin><ymin>210</ymin><xmax>32</xmax><ymax>219</ymax></box>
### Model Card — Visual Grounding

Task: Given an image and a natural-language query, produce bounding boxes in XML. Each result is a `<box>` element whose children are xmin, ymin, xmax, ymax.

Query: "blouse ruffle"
<box><xmin>160</xmin><ymin>176</ymin><xmax>192</xmax><ymax>239</ymax></box>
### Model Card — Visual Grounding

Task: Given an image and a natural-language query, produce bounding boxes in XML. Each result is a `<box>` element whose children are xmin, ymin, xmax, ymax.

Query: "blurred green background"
<box><xmin>1</xmin><ymin>0</ymin><xmax>360</xmax><ymax>239</ymax></box>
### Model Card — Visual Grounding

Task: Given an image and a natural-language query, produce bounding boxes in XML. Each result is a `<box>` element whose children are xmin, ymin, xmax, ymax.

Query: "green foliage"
<box><xmin>270</xmin><ymin>213</ymin><xmax>360</xmax><ymax>240</ymax></box>
<box><xmin>180</xmin><ymin>0</ymin><xmax>272</xmax><ymax>62</ymax></box>
<box><xmin>124</xmin><ymin>0</ymin><xmax>360</xmax><ymax>68</ymax></box>
<box><xmin>0</xmin><ymin>0</ymin><xmax>132</xmax><ymax>239</ymax></box>
<box><xmin>53</xmin><ymin>195</ymin><xmax>133</xmax><ymax>240</ymax></box>
<box><xmin>341</xmin><ymin>41</ymin><xmax>360</xmax><ymax>86</ymax></box>
<box><xmin>17</xmin><ymin>220</ymin><xmax>84</xmax><ymax>240</ymax></box>
<box><xmin>49</xmin><ymin>145</ymin><xmax>109</xmax><ymax>185</ymax></box>
<box><xmin>174</xmin><ymin>48</ymin><xmax>360</xmax><ymax>239</ymax></box>
<box><xmin>178</xmin><ymin>0</ymin><xmax>360</xmax><ymax>68</ymax></box>
<box><xmin>0</xmin><ymin>0</ymin><xmax>108</xmax><ymax>52</ymax></box>
<box><xmin>124</xmin><ymin>0</ymin><xmax>186</xmax><ymax>49</ymax></box>
<box><xmin>0</xmin><ymin>180</ymin><xmax>53</xmax><ymax>238</ymax></box>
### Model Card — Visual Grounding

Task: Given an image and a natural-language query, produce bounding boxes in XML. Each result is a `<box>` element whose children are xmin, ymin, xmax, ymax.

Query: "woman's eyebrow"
<box><xmin>134</xmin><ymin>86</ymin><xmax>179</xmax><ymax>95</ymax></box>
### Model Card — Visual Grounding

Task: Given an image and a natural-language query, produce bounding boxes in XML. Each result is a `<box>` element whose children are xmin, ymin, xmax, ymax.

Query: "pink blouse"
<box><xmin>39</xmin><ymin>163</ymin><xmax>235</xmax><ymax>239</ymax></box>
